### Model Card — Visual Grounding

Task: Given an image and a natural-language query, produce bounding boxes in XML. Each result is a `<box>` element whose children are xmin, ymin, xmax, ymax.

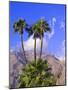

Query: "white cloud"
<box><xmin>60</xmin><ymin>20</ymin><xmax>65</xmax><ymax>31</ymax></box>
<box><xmin>24</xmin><ymin>35</ymin><xmax>40</xmax><ymax>51</ymax></box>
<box><xmin>24</xmin><ymin>35</ymin><xmax>48</xmax><ymax>52</ymax></box>
<box><xmin>10</xmin><ymin>35</ymin><xmax>48</xmax><ymax>53</ymax></box>
<box><xmin>56</xmin><ymin>40</ymin><xmax>65</xmax><ymax>60</ymax></box>
<box><xmin>48</xmin><ymin>17</ymin><xmax>56</xmax><ymax>39</ymax></box>
<box><xmin>52</xmin><ymin>17</ymin><xmax>56</xmax><ymax>26</ymax></box>
<box><xmin>48</xmin><ymin>28</ymin><xmax>54</xmax><ymax>39</ymax></box>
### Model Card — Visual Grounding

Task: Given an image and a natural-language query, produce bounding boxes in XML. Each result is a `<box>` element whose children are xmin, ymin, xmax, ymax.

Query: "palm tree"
<box><xmin>26</xmin><ymin>23</ymin><xmax>40</xmax><ymax>63</ymax></box>
<box><xmin>26</xmin><ymin>18</ymin><xmax>51</xmax><ymax>63</ymax></box>
<box><xmin>37</xmin><ymin>18</ymin><xmax>51</xmax><ymax>59</ymax></box>
<box><xmin>13</xmin><ymin>19</ymin><xmax>28</xmax><ymax>61</ymax></box>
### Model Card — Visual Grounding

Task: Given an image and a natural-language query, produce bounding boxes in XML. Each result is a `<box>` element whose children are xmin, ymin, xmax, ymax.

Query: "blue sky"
<box><xmin>9</xmin><ymin>1</ymin><xmax>66</xmax><ymax>60</ymax></box>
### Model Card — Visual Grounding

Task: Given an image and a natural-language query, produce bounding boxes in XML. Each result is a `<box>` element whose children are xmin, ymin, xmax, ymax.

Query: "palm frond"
<box><xmin>13</xmin><ymin>22</ymin><xmax>19</xmax><ymax>32</ymax></box>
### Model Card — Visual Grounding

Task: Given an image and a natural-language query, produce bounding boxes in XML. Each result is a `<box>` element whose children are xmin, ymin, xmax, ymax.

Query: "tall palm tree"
<box><xmin>37</xmin><ymin>18</ymin><xmax>51</xmax><ymax>59</ymax></box>
<box><xmin>26</xmin><ymin>18</ymin><xmax>51</xmax><ymax>63</ymax></box>
<box><xmin>13</xmin><ymin>19</ymin><xmax>28</xmax><ymax>61</ymax></box>
<box><xmin>32</xmin><ymin>24</ymin><xmax>40</xmax><ymax>63</ymax></box>
<box><xmin>26</xmin><ymin>23</ymin><xmax>40</xmax><ymax>63</ymax></box>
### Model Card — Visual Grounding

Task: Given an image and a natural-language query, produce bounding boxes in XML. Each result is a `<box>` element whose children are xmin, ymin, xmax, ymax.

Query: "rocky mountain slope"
<box><xmin>9</xmin><ymin>50</ymin><xmax>66</xmax><ymax>88</ymax></box>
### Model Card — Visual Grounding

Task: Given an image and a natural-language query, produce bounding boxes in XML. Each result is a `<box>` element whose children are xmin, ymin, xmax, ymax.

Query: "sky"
<box><xmin>9</xmin><ymin>1</ymin><xmax>66</xmax><ymax>60</ymax></box>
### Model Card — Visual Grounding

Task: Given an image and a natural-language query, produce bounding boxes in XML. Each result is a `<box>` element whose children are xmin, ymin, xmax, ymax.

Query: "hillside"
<box><xmin>9</xmin><ymin>50</ymin><xmax>65</xmax><ymax>88</ymax></box>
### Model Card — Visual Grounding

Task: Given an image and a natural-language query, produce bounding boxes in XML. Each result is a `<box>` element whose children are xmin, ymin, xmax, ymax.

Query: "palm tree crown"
<box><xmin>27</xmin><ymin>18</ymin><xmax>51</xmax><ymax>38</ymax></box>
<box><xmin>36</xmin><ymin>18</ymin><xmax>51</xmax><ymax>38</ymax></box>
<box><xmin>13</xmin><ymin>19</ymin><xmax>28</xmax><ymax>34</ymax></box>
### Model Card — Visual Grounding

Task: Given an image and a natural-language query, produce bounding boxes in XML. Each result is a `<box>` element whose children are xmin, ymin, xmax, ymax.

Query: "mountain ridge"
<box><xmin>9</xmin><ymin>49</ymin><xmax>65</xmax><ymax>88</ymax></box>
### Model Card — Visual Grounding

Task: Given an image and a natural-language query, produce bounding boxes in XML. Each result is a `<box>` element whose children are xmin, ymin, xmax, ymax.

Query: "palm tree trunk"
<box><xmin>34</xmin><ymin>38</ymin><xmax>36</xmax><ymax>63</ymax></box>
<box><xmin>40</xmin><ymin>36</ymin><xmax>43</xmax><ymax>59</ymax></box>
<box><xmin>20</xmin><ymin>35</ymin><xmax>27</xmax><ymax>62</ymax></box>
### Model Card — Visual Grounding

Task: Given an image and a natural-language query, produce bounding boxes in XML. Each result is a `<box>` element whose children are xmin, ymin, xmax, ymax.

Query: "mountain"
<box><xmin>42</xmin><ymin>55</ymin><xmax>65</xmax><ymax>85</ymax></box>
<box><xmin>9</xmin><ymin>49</ymin><xmax>65</xmax><ymax>88</ymax></box>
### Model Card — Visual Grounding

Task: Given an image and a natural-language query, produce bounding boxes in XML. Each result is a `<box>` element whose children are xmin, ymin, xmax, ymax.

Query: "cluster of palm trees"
<box><xmin>13</xmin><ymin>18</ymin><xmax>51</xmax><ymax>64</ymax></box>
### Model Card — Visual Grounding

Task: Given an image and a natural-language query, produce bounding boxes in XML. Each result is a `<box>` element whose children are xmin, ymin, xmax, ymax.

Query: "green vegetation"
<box><xmin>18</xmin><ymin>59</ymin><xmax>56</xmax><ymax>88</ymax></box>
<box><xmin>13</xmin><ymin>18</ymin><xmax>56</xmax><ymax>88</ymax></box>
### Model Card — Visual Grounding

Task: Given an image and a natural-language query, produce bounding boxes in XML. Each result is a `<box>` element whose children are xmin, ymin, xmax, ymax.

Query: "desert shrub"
<box><xmin>18</xmin><ymin>59</ymin><xmax>56</xmax><ymax>88</ymax></box>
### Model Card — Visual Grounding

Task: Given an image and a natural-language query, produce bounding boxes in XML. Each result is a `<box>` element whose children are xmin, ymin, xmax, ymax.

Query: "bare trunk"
<box><xmin>20</xmin><ymin>35</ymin><xmax>27</xmax><ymax>62</ymax></box>
<box><xmin>34</xmin><ymin>38</ymin><xmax>36</xmax><ymax>63</ymax></box>
<box><xmin>40</xmin><ymin>36</ymin><xmax>43</xmax><ymax>59</ymax></box>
